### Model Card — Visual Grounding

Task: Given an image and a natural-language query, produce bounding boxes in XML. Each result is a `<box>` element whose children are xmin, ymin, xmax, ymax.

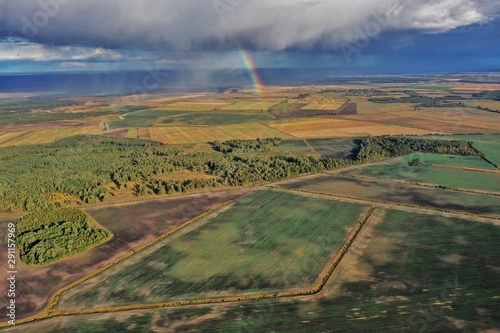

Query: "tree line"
<box><xmin>0</xmin><ymin>135</ymin><xmax>481</xmax><ymax>212</ymax></box>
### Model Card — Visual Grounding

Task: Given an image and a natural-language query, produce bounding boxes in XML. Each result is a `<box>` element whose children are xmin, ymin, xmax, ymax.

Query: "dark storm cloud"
<box><xmin>1</xmin><ymin>0</ymin><xmax>499</xmax><ymax>51</ymax></box>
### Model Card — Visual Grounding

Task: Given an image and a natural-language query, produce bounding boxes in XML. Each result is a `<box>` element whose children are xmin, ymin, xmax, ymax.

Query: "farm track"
<box><xmin>0</xmin><ymin>200</ymin><xmax>375</xmax><ymax>328</ymax></box>
<box><xmin>431</xmin><ymin>164</ymin><xmax>500</xmax><ymax>174</ymax></box>
<box><xmin>303</xmin><ymin>139</ymin><xmax>321</xmax><ymax>158</ymax></box>
<box><xmin>268</xmin><ymin>186</ymin><xmax>500</xmax><ymax>224</ymax></box>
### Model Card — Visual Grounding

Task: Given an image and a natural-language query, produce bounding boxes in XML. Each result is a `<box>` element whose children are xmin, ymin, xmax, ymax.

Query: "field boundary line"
<box><xmin>341</xmin><ymin>174</ymin><xmax>500</xmax><ymax>198</ymax></box>
<box><xmin>335</xmin><ymin>97</ymin><xmax>351</xmax><ymax>115</ymax></box>
<box><xmin>1</xmin><ymin>204</ymin><xmax>375</xmax><ymax>327</ymax></box>
<box><xmin>431</xmin><ymin>164</ymin><xmax>500</xmax><ymax>174</ymax></box>
<box><xmin>258</xmin><ymin>121</ymin><xmax>300</xmax><ymax>139</ymax></box>
<box><xmin>480</xmin><ymin>155</ymin><xmax>499</xmax><ymax>170</ymax></box>
<box><xmin>268</xmin><ymin>186</ymin><xmax>500</xmax><ymax>222</ymax></box>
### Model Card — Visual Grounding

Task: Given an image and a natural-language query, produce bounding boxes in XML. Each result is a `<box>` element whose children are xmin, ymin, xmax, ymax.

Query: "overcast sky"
<box><xmin>1</xmin><ymin>0</ymin><xmax>500</xmax><ymax>73</ymax></box>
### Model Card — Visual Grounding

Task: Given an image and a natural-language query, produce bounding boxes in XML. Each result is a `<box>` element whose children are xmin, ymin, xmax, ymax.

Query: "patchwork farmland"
<box><xmin>2</xmin><ymin>81</ymin><xmax>500</xmax><ymax>332</ymax></box>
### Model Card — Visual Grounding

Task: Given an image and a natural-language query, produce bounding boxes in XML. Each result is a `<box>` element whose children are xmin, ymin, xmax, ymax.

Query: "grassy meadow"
<box><xmin>408</xmin><ymin>134</ymin><xmax>500</xmax><ymax>167</ymax></box>
<box><xmin>59</xmin><ymin>189</ymin><xmax>367</xmax><ymax>308</ymax></box>
<box><xmin>341</xmin><ymin>153</ymin><xmax>500</xmax><ymax>193</ymax></box>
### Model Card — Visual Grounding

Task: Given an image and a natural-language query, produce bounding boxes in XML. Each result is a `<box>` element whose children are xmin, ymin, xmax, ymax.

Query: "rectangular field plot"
<box><xmin>160</xmin><ymin>112</ymin><xmax>273</xmax><ymax>126</ymax></box>
<box><xmin>108</xmin><ymin>110</ymin><xmax>187</xmax><ymax>129</ymax></box>
<box><xmin>318</xmin><ymin>208</ymin><xmax>500</xmax><ymax>332</ymax></box>
<box><xmin>275</xmin><ymin>139</ymin><xmax>312</xmax><ymax>153</ymax></box>
<box><xmin>341</xmin><ymin>153</ymin><xmax>500</xmax><ymax>193</ymax></box>
<box><xmin>148</xmin><ymin>123</ymin><xmax>293</xmax><ymax>144</ymax></box>
<box><xmin>220</xmin><ymin>101</ymin><xmax>283</xmax><ymax>111</ymax></box>
<box><xmin>0</xmin><ymin>126</ymin><xmax>102</xmax><ymax>147</ymax></box>
<box><xmin>270</xmin><ymin>118</ymin><xmax>434</xmax><ymax>138</ymax></box>
<box><xmin>278</xmin><ymin>175</ymin><xmax>500</xmax><ymax>217</ymax></box>
<box><xmin>307</xmin><ymin>137</ymin><xmax>360</xmax><ymax>159</ymax></box>
<box><xmin>59</xmin><ymin>189</ymin><xmax>367</xmax><ymax>309</ymax></box>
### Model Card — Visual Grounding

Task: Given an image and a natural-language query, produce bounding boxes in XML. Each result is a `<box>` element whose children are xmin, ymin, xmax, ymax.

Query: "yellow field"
<box><xmin>127</xmin><ymin>128</ymin><xmax>138</xmax><ymax>138</ymax></box>
<box><xmin>0</xmin><ymin>126</ymin><xmax>103</xmax><ymax>147</ymax></box>
<box><xmin>147</xmin><ymin>122</ymin><xmax>293</xmax><ymax>144</ymax></box>
<box><xmin>152</xmin><ymin>101</ymin><xmax>232</xmax><ymax>111</ymax></box>
<box><xmin>220</xmin><ymin>101</ymin><xmax>283</xmax><ymax>111</ymax></box>
<box><xmin>342</xmin><ymin>108</ymin><xmax>500</xmax><ymax>134</ymax></box>
<box><xmin>412</xmin><ymin>108</ymin><xmax>500</xmax><ymax>133</ymax></box>
<box><xmin>270</xmin><ymin>118</ymin><xmax>437</xmax><ymax>138</ymax></box>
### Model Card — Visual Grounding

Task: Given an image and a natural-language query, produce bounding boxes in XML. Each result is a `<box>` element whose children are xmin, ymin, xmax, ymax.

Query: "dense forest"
<box><xmin>356</xmin><ymin>136</ymin><xmax>479</xmax><ymax>162</ymax></box>
<box><xmin>17</xmin><ymin>208</ymin><xmax>110</xmax><ymax>265</ymax></box>
<box><xmin>0</xmin><ymin>135</ymin><xmax>480</xmax><ymax>213</ymax></box>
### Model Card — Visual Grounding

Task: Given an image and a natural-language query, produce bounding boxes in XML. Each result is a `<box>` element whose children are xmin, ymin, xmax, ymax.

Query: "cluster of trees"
<box><xmin>356</xmin><ymin>136</ymin><xmax>479</xmax><ymax>162</ymax></box>
<box><xmin>408</xmin><ymin>158</ymin><xmax>424</xmax><ymax>167</ymax></box>
<box><xmin>144</xmin><ymin>178</ymin><xmax>220</xmax><ymax>196</ymax></box>
<box><xmin>17</xmin><ymin>208</ymin><xmax>109</xmax><ymax>265</ymax></box>
<box><xmin>212</xmin><ymin>138</ymin><xmax>282</xmax><ymax>154</ymax></box>
<box><xmin>472</xmin><ymin>91</ymin><xmax>500</xmax><ymax>101</ymax></box>
<box><xmin>475</xmin><ymin>106</ymin><xmax>500</xmax><ymax>113</ymax></box>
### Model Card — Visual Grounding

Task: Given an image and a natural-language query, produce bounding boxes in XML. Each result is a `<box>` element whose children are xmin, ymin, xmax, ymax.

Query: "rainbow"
<box><xmin>237</xmin><ymin>45</ymin><xmax>264</xmax><ymax>97</ymax></box>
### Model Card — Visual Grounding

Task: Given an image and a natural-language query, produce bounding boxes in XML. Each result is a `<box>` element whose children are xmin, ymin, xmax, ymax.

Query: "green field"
<box><xmin>12</xmin><ymin>209</ymin><xmax>500</xmax><ymax>333</ymax></box>
<box><xmin>278</xmin><ymin>175</ymin><xmax>500</xmax><ymax>217</ymax></box>
<box><xmin>127</xmin><ymin>127</ymin><xmax>138</xmax><ymax>138</ymax></box>
<box><xmin>108</xmin><ymin>110</ymin><xmax>187</xmax><ymax>129</ymax></box>
<box><xmin>410</xmin><ymin>134</ymin><xmax>500</xmax><ymax>167</ymax></box>
<box><xmin>160</xmin><ymin>112</ymin><xmax>273</xmax><ymax>126</ymax></box>
<box><xmin>341</xmin><ymin>153</ymin><xmax>500</xmax><ymax>193</ymax></box>
<box><xmin>307</xmin><ymin>138</ymin><xmax>360</xmax><ymax>159</ymax></box>
<box><xmin>60</xmin><ymin>189</ymin><xmax>366</xmax><ymax>308</ymax></box>
<box><xmin>386</xmin><ymin>153</ymin><xmax>496</xmax><ymax>170</ymax></box>
<box><xmin>275</xmin><ymin>139</ymin><xmax>312</xmax><ymax>153</ymax></box>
